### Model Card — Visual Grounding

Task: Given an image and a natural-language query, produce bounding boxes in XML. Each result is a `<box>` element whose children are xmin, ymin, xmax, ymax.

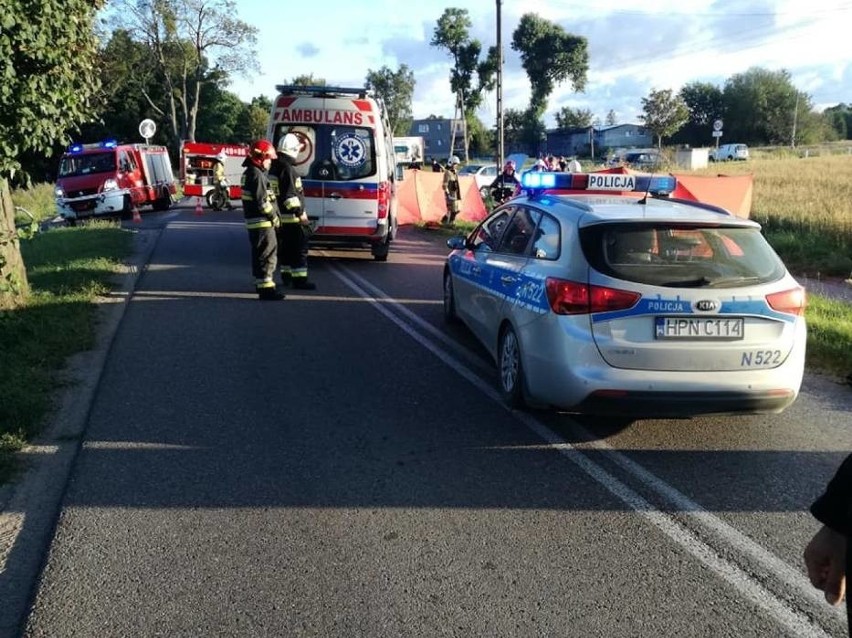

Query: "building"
<box><xmin>543</xmin><ymin>123</ymin><xmax>654</xmax><ymax>160</ymax></box>
<box><xmin>409</xmin><ymin>116</ymin><xmax>467</xmax><ymax>161</ymax></box>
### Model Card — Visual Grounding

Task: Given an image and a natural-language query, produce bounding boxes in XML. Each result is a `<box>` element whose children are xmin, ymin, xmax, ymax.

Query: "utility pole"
<box><xmin>496</xmin><ymin>0</ymin><xmax>504</xmax><ymax>170</ymax></box>
<box><xmin>791</xmin><ymin>91</ymin><xmax>800</xmax><ymax>149</ymax></box>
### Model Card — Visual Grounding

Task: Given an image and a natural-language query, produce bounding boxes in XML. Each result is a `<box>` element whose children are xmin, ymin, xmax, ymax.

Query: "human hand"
<box><xmin>299</xmin><ymin>213</ymin><xmax>308</xmax><ymax>224</ymax></box>
<box><xmin>804</xmin><ymin>525</ymin><xmax>847</xmax><ymax>605</ymax></box>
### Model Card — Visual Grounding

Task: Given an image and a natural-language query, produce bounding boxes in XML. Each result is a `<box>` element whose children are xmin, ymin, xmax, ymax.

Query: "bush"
<box><xmin>11</xmin><ymin>183</ymin><xmax>57</xmax><ymax>224</ymax></box>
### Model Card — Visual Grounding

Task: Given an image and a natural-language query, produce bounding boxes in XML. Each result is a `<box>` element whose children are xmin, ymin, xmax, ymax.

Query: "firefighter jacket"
<box><xmin>213</xmin><ymin>160</ymin><xmax>225</xmax><ymax>185</ymax></box>
<box><xmin>811</xmin><ymin>453</ymin><xmax>852</xmax><ymax>536</ymax></box>
<box><xmin>241</xmin><ymin>158</ymin><xmax>277</xmax><ymax>229</ymax></box>
<box><xmin>275</xmin><ymin>156</ymin><xmax>305</xmax><ymax>223</ymax></box>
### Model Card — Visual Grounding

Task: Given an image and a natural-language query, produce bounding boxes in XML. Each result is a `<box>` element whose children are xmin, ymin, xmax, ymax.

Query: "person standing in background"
<box><xmin>442</xmin><ymin>155</ymin><xmax>461</xmax><ymax>225</ymax></box>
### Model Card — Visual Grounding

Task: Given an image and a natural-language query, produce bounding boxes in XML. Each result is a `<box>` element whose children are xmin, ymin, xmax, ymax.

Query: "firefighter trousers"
<box><xmin>247</xmin><ymin>226</ymin><xmax>278</xmax><ymax>290</ymax></box>
<box><xmin>278</xmin><ymin>223</ymin><xmax>311</xmax><ymax>281</ymax></box>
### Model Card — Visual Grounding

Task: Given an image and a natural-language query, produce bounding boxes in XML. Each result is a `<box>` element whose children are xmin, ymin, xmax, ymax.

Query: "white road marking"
<box><xmin>330</xmin><ymin>263</ymin><xmax>839</xmax><ymax>638</ymax></box>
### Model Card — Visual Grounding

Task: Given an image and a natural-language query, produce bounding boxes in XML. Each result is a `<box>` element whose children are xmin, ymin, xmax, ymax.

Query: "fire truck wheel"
<box><xmin>152</xmin><ymin>190</ymin><xmax>171</xmax><ymax>212</ymax></box>
<box><xmin>206</xmin><ymin>189</ymin><xmax>226</xmax><ymax>211</ymax></box>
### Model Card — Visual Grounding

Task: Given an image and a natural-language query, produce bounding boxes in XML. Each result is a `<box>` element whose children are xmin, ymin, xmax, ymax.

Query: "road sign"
<box><xmin>713</xmin><ymin>119</ymin><xmax>723</xmax><ymax>131</ymax></box>
<box><xmin>712</xmin><ymin>130</ymin><xmax>723</xmax><ymax>138</ymax></box>
<box><xmin>139</xmin><ymin>119</ymin><xmax>156</xmax><ymax>141</ymax></box>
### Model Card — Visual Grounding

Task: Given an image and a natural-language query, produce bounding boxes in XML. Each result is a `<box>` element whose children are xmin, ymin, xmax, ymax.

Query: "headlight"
<box><xmin>102</xmin><ymin>178</ymin><xmax>119</xmax><ymax>192</ymax></box>
<box><xmin>55</xmin><ymin>186</ymin><xmax>65</xmax><ymax>198</ymax></box>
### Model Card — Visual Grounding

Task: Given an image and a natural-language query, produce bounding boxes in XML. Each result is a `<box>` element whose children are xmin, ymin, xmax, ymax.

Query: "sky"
<box><xmin>223</xmin><ymin>0</ymin><xmax>852</xmax><ymax>128</ymax></box>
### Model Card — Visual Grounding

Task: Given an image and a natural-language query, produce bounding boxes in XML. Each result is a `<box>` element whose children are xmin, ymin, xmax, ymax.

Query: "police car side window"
<box><xmin>470</xmin><ymin>209</ymin><xmax>514</xmax><ymax>252</ymax></box>
<box><xmin>530</xmin><ymin>213</ymin><xmax>560</xmax><ymax>260</ymax></box>
<box><xmin>496</xmin><ymin>207</ymin><xmax>540</xmax><ymax>256</ymax></box>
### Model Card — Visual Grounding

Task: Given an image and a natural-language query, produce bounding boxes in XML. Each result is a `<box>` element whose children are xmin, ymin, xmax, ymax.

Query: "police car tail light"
<box><xmin>766</xmin><ymin>287</ymin><xmax>806</xmax><ymax>316</ymax></box>
<box><xmin>377</xmin><ymin>181</ymin><xmax>390</xmax><ymax>219</ymax></box>
<box><xmin>545</xmin><ymin>278</ymin><xmax>641</xmax><ymax>315</ymax></box>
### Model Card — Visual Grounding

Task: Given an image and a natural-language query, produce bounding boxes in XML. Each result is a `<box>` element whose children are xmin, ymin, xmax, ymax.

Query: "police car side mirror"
<box><xmin>447</xmin><ymin>236</ymin><xmax>466</xmax><ymax>250</ymax></box>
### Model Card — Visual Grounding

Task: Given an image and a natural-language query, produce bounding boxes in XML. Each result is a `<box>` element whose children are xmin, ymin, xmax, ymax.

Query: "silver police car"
<box><xmin>443</xmin><ymin>172</ymin><xmax>806</xmax><ymax>418</ymax></box>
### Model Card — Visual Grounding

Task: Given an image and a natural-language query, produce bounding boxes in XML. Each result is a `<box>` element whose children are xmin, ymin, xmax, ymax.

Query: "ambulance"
<box><xmin>180</xmin><ymin>141</ymin><xmax>249</xmax><ymax>207</ymax></box>
<box><xmin>267</xmin><ymin>85</ymin><xmax>400</xmax><ymax>261</ymax></box>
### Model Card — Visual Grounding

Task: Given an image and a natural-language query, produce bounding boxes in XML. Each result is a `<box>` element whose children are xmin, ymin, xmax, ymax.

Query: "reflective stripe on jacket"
<box><xmin>241</xmin><ymin>160</ymin><xmax>276</xmax><ymax>228</ymax></box>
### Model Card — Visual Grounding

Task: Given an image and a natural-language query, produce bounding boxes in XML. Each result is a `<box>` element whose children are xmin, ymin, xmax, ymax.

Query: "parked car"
<box><xmin>442</xmin><ymin>171</ymin><xmax>806</xmax><ymax>419</ymax></box>
<box><xmin>710</xmin><ymin>143</ymin><xmax>749</xmax><ymax>161</ymax></box>
<box><xmin>458</xmin><ymin>163</ymin><xmax>498</xmax><ymax>198</ymax></box>
<box><xmin>622</xmin><ymin>151</ymin><xmax>662</xmax><ymax>170</ymax></box>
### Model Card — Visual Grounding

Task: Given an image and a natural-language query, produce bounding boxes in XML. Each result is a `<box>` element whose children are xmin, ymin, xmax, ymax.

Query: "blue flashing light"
<box><xmin>101</xmin><ymin>139</ymin><xmax>118</xmax><ymax>149</ymax></box>
<box><xmin>520</xmin><ymin>171</ymin><xmax>678</xmax><ymax>196</ymax></box>
<box><xmin>68</xmin><ymin>143</ymin><xmax>84</xmax><ymax>153</ymax></box>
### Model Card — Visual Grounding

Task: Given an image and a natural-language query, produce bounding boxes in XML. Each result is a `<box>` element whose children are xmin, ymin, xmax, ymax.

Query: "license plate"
<box><xmin>655</xmin><ymin>316</ymin><xmax>744</xmax><ymax>340</ymax></box>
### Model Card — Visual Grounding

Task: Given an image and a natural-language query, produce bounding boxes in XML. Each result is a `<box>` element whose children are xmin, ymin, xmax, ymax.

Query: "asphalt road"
<box><xmin>5</xmin><ymin>204</ymin><xmax>852</xmax><ymax>637</ymax></box>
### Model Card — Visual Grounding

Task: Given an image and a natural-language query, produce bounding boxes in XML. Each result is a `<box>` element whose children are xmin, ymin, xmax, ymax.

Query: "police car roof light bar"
<box><xmin>520</xmin><ymin>171</ymin><xmax>678</xmax><ymax>197</ymax></box>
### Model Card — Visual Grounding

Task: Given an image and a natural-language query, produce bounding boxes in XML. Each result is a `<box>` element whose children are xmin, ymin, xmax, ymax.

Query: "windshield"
<box><xmin>458</xmin><ymin>165</ymin><xmax>483</xmax><ymax>175</ymax></box>
<box><xmin>273</xmin><ymin>124</ymin><xmax>376</xmax><ymax>181</ymax></box>
<box><xmin>581</xmin><ymin>223</ymin><xmax>786</xmax><ymax>288</ymax></box>
<box><xmin>58</xmin><ymin>152</ymin><xmax>116</xmax><ymax>177</ymax></box>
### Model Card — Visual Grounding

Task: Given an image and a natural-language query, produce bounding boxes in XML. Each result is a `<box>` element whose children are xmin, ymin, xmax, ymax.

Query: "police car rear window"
<box><xmin>581</xmin><ymin>223</ymin><xmax>786</xmax><ymax>288</ymax></box>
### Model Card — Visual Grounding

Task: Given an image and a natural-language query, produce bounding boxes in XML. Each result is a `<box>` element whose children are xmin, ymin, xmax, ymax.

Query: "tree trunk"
<box><xmin>0</xmin><ymin>177</ymin><xmax>30</xmax><ymax>309</ymax></box>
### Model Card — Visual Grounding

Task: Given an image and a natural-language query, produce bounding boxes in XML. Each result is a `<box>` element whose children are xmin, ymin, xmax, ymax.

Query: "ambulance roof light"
<box><xmin>275</xmin><ymin>84</ymin><xmax>373</xmax><ymax>99</ymax></box>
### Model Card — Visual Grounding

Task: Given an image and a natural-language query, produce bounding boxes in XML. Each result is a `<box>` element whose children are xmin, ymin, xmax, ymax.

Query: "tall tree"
<box><xmin>605</xmin><ymin>110</ymin><xmax>618</xmax><ymax>126</ymax></box>
<box><xmin>108</xmin><ymin>0</ymin><xmax>258</xmax><ymax>147</ymax></box>
<box><xmin>365</xmin><ymin>65</ymin><xmax>416</xmax><ymax>136</ymax></box>
<box><xmin>431</xmin><ymin>8</ymin><xmax>499</xmax><ymax>159</ymax></box>
<box><xmin>234</xmin><ymin>96</ymin><xmax>272</xmax><ymax>142</ymax></box>
<box><xmin>554</xmin><ymin>106</ymin><xmax>593</xmax><ymax>130</ymax></box>
<box><xmin>722</xmin><ymin>67</ymin><xmax>800</xmax><ymax>145</ymax></box>
<box><xmin>639</xmin><ymin>88</ymin><xmax>689</xmax><ymax>149</ymax></box>
<box><xmin>1</xmin><ymin>0</ymin><xmax>106</xmax><ymax>307</ymax></box>
<box><xmin>510</xmin><ymin>14</ymin><xmax>588</xmax><ymax>117</ymax></box>
<box><xmin>675</xmin><ymin>81</ymin><xmax>724</xmax><ymax>147</ymax></box>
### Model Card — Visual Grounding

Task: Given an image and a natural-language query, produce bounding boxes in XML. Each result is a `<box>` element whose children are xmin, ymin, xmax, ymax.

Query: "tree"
<box><xmin>605</xmin><ymin>110</ymin><xmax>617</xmax><ymax>126</ymax></box>
<box><xmin>108</xmin><ymin>0</ymin><xmax>258</xmax><ymax>147</ymax></box>
<box><xmin>675</xmin><ymin>81</ymin><xmax>724</xmax><ymax>147</ymax></box>
<box><xmin>722</xmin><ymin>67</ymin><xmax>800</xmax><ymax>145</ymax></box>
<box><xmin>555</xmin><ymin>107</ymin><xmax>593</xmax><ymax>130</ymax></box>
<box><xmin>823</xmin><ymin>104</ymin><xmax>851</xmax><ymax>140</ymax></box>
<box><xmin>234</xmin><ymin>96</ymin><xmax>272</xmax><ymax>143</ymax></box>
<box><xmin>510</xmin><ymin>14</ymin><xmax>588</xmax><ymax>117</ymax></box>
<box><xmin>365</xmin><ymin>65</ymin><xmax>416</xmax><ymax>136</ymax></box>
<box><xmin>1</xmin><ymin>0</ymin><xmax>106</xmax><ymax>307</ymax></box>
<box><xmin>290</xmin><ymin>74</ymin><xmax>326</xmax><ymax>87</ymax></box>
<box><xmin>431</xmin><ymin>8</ymin><xmax>499</xmax><ymax>159</ymax></box>
<box><xmin>639</xmin><ymin>88</ymin><xmax>689</xmax><ymax>149</ymax></box>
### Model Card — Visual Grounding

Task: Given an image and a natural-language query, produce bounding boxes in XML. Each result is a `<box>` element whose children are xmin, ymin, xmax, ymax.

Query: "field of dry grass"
<box><xmin>694</xmin><ymin>153</ymin><xmax>852</xmax><ymax>277</ymax></box>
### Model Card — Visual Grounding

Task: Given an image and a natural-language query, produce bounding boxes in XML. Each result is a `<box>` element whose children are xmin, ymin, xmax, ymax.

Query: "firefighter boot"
<box><xmin>258</xmin><ymin>287</ymin><xmax>286</xmax><ymax>301</ymax></box>
<box><xmin>292</xmin><ymin>279</ymin><xmax>316</xmax><ymax>291</ymax></box>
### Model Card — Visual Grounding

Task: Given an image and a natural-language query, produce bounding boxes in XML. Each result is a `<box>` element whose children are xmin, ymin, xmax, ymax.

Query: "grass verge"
<box><xmin>0</xmin><ymin>222</ymin><xmax>133</xmax><ymax>484</ymax></box>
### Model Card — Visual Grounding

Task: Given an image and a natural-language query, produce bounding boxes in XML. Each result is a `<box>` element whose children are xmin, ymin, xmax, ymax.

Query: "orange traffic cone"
<box><xmin>194</xmin><ymin>197</ymin><xmax>203</xmax><ymax>216</ymax></box>
<box><xmin>132</xmin><ymin>204</ymin><xmax>141</xmax><ymax>223</ymax></box>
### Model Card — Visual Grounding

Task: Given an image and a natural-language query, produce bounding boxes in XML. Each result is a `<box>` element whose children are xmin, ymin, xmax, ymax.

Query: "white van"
<box><xmin>267</xmin><ymin>85</ymin><xmax>399</xmax><ymax>261</ymax></box>
<box><xmin>710</xmin><ymin>143</ymin><xmax>749</xmax><ymax>161</ymax></box>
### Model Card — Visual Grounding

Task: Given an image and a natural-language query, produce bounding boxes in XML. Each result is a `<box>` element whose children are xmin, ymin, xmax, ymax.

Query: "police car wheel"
<box><xmin>498</xmin><ymin>325</ymin><xmax>526</xmax><ymax>409</ymax></box>
<box><xmin>443</xmin><ymin>271</ymin><xmax>458</xmax><ymax>324</ymax></box>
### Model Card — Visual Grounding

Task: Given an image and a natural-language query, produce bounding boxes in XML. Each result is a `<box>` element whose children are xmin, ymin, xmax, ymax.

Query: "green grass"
<box><xmin>0</xmin><ymin>222</ymin><xmax>132</xmax><ymax>483</ymax></box>
<box><xmin>12</xmin><ymin>182</ymin><xmax>57</xmax><ymax>224</ymax></box>
<box><xmin>804</xmin><ymin>294</ymin><xmax>852</xmax><ymax>378</ymax></box>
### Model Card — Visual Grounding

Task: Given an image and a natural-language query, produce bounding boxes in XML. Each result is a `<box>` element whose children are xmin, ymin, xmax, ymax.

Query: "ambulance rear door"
<box><xmin>270</xmin><ymin>92</ymin><xmax>381</xmax><ymax>238</ymax></box>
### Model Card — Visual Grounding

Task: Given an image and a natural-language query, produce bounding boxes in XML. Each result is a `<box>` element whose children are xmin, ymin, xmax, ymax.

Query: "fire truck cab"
<box><xmin>55</xmin><ymin>140</ymin><xmax>176</xmax><ymax>222</ymax></box>
<box><xmin>180</xmin><ymin>141</ymin><xmax>249</xmax><ymax>207</ymax></box>
<box><xmin>267</xmin><ymin>85</ymin><xmax>399</xmax><ymax>261</ymax></box>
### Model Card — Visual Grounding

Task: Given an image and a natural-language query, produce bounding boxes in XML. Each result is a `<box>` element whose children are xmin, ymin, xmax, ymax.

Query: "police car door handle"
<box><xmin>500</xmin><ymin>275</ymin><xmax>517</xmax><ymax>285</ymax></box>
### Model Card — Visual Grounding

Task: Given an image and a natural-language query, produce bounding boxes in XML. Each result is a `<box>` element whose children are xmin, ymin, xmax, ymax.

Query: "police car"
<box><xmin>442</xmin><ymin>171</ymin><xmax>807</xmax><ymax>418</ymax></box>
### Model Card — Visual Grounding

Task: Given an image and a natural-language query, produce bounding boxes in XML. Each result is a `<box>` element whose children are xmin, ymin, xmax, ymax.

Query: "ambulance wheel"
<box><xmin>498</xmin><ymin>324</ymin><xmax>526</xmax><ymax>409</ymax></box>
<box><xmin>371</xmin><ymin>236</ymin><xmax>390</xmax><ymax>261</ymax></box>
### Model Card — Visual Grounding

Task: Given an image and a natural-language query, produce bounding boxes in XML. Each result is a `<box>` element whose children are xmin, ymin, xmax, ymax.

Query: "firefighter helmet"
<box><xmin>448</xmin><ymin>155</ymin><xmax>460</xmax><ymax>166</ymax></box>
<box><xmin>216</xmin><ymin>151</ymin><xmax>227</xmax><ymax>163</ymax></box>
<box><xmin>503</xmin><ymin>160</ymin><xmax>516</xmax><ymax>172</ymax></box>
<box><xmin>249</xmin><ymin>139</ymin><xmax>277</xmax><ymax>165</ymax></box>
<box><xmin>277</xmin><ymin>133</ymin><xmax>301</xmax><ymax>160</ymax></box>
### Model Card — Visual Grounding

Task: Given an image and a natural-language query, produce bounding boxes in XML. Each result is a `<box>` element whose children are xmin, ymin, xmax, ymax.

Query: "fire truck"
<box><xmin>55</xmin><ymin>140</ymin><xmax>177</xmax><ymax>222</ymax></box>
<box><xmin>180</xmin><ymin>141</ymin><xmax>248</xmax><ymax>208</ymax></box>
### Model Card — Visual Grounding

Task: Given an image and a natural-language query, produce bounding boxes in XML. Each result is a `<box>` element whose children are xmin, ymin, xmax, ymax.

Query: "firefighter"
<box><xmin>212</xmin><ymin>151</ymin><xmax>233</xmax><ymax>209</ymax></box>
<box><xmin>274</xmin><ymin>133</ymin><xmax>316</xmax><ymax>290</ymax></box>
<box><xmin>488</xmin><ymin>160</ymin><xmax>520</xmax><ymax>205</ymax></box>
<box><xmin>241</xmin><ymin>139</ymin><xmax>284</xmax><ymax>301</ymax></box>
<box><xmin>442</xmin><ymin>155</ymin><xmax>461</xmax><ymax>225</ymax></box>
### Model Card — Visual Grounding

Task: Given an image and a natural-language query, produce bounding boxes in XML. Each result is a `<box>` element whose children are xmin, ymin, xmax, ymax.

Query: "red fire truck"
<box><xmin>180</xmin><ymin>141</ymin><xmax>248</xmax><ymax>208</ymax></box>
<box><xmin>55</xmin><ymin>140</ymin><xmax>177</xmax><ymax>222</ymax></box>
